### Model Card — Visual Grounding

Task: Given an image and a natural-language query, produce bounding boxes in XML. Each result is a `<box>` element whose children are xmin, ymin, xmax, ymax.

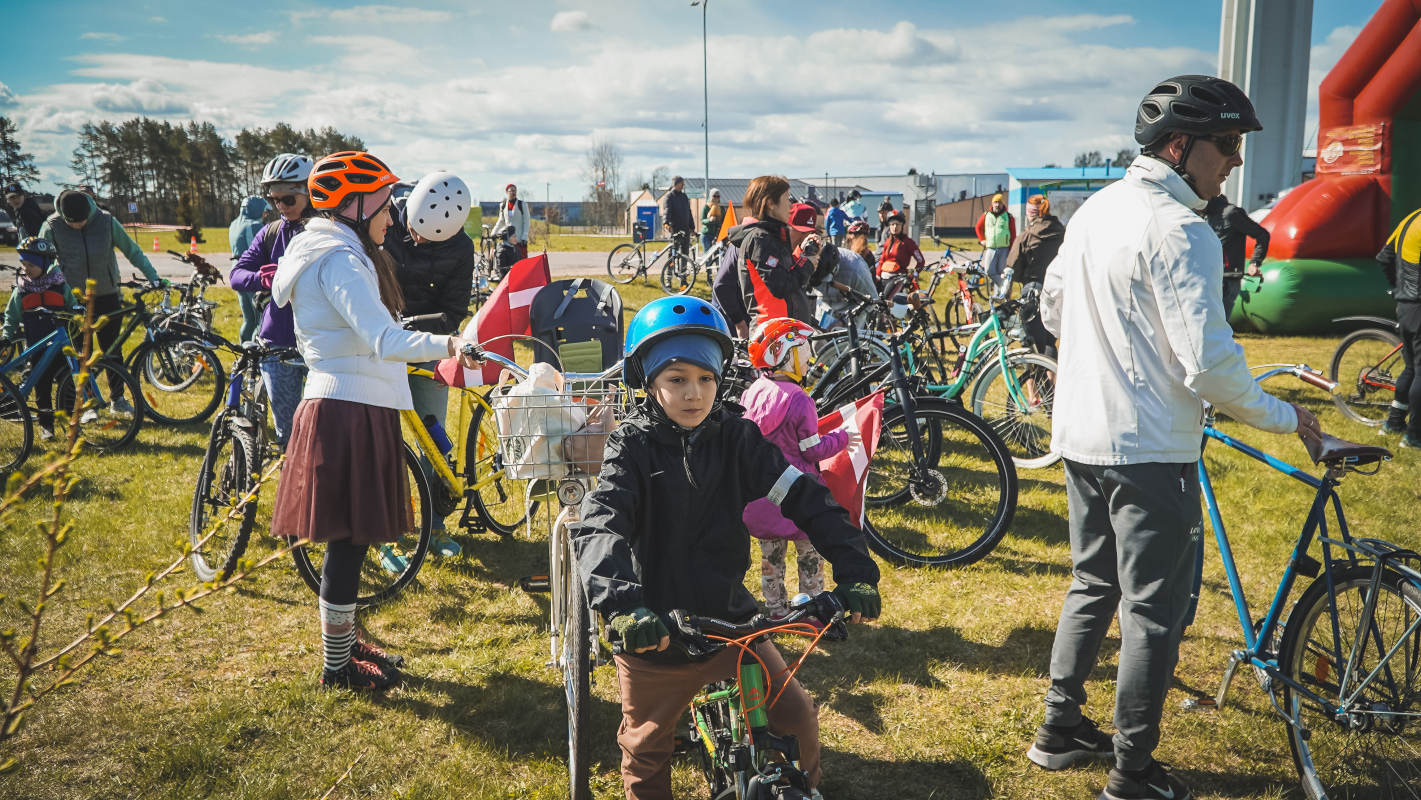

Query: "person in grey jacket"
<box><xmin>1029</xmin><ymin>76</ymin><xmax>1320</xmax><ymax>800</ymax></box>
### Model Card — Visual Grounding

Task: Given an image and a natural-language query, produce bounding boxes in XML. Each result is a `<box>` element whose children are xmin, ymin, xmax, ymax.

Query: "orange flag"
<box><xmin>716</xmin><ymin>201</ymin><xmax>738</xmax><ymax>242</ymax></box>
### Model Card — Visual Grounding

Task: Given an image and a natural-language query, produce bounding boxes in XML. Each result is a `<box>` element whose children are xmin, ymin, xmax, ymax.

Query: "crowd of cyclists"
<box><xmin>7</xmin><ymin>70</ymin><xmax>1420</xmax><ymax>800</ymax></box>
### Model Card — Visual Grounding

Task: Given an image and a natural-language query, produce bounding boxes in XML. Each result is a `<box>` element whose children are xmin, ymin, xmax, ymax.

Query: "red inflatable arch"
<box><xmin>1261</xmin><ymin>0</ymin><xmax>1421</xmax><ymax>259</ymax></box>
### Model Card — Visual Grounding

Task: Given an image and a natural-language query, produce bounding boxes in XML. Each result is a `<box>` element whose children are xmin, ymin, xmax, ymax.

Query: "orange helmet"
<box><xmin>308</xmin><ymin>151</ymin><xmax>399</xmax><ymax>218</ymax></box>
<box><xmin>748</xmin><ymin>317</ymin><xmax>815</xmax><ymax>381</ymax></box>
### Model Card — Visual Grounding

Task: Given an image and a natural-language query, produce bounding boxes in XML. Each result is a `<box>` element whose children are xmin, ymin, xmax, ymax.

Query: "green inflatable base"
<box><xmin>1229</xmin><ymin>258</ymin><xmax>1396</xmax><ymax>335</ymax></box>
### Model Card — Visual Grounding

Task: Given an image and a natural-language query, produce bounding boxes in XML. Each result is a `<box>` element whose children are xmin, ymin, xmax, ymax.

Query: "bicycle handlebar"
<box><xmin>651</xmin><ymin>592</ymin><xmax>848</xmax><ymax>659</ymax></box>
<box><xmin>1251</xmin><ymin>363</ymin><xmax>1338</xmax><ymax>393</ymax></box>
<box><xmin>458</xmin><ymin>342</ymin><xmax>623</xmax><ymax>384</ymax></box>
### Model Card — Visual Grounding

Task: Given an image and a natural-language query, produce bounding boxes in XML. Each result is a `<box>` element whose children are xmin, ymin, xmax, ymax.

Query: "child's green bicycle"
<box><xmin>669</xmin><ymin>593</ymin><xmax>849</xmax><ymax>800</ymax></box>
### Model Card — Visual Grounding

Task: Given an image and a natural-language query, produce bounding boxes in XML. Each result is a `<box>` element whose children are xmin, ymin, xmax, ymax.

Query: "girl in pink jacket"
<box><xmin>742</xmin><ymin>318</ymin><xmax>858</xmax><ymax>617</ymax></box>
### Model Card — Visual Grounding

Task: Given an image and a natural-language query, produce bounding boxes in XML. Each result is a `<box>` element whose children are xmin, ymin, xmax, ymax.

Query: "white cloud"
<box><xmin>1304</xmin><ymin>25</ymin><xmax>1360</xmax><ymax>150</ymax></box>
<box><xmin>80</xmin><ymin>32</ymin><xmax>125</xmax><ymax>42</ymax></box>
<box><xmin>150</xmin><ymin>16</ymin><xmax>167</xmax><ymax>23</ymax></box>
<box><xmin>551</xmin><ymin>11</ymin><xmax>594</xmax><ymax>33</ymax></box>
<box><xmin>291</xmin><ymin>5</ymin><xmax>451</xmax><ymax>25</ymax></box>
<box><xmin>308</xmin><ymin>35</ymin><xmax>425</xmax><ymax>73</ymax></box>
<box><xmin>0</xmin><ymin>82</ymin><xmax>17</xmax><ymax>110</ymax></box>
<box><xmin>88</xmin><ymin>79</ymin><xmax>188</xmax><ymax>115</ymax></box>
<box><xmin>218</xmin><ymin>32</ymin><xmax>278</xmax><ymax>48</ymax></box>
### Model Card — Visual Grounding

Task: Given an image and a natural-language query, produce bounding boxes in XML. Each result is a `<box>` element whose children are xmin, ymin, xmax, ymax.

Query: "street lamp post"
<box><xmin>692</xmin><ymin>0</ymin><xmax>709</xmax><ymax>213</ymax></box>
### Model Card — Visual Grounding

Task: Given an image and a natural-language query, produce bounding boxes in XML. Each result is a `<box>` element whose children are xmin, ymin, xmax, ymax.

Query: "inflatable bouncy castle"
<box><xmin>1233</xmin><ymin>0</ymin><xmax>1421</xmax><ymax>333</ymax></box>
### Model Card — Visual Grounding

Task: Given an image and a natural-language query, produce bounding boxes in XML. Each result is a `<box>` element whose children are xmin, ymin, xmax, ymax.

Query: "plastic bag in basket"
<box><xmin>492</xmin><ymin>362</ymin><xmax>587</xmax><ymax>481</ymax></box>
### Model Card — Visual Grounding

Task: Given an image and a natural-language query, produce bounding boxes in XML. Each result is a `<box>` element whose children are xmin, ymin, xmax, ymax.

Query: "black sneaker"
<box><xmin>1027</xmin><ymin>716</ymin><xmax>1114</xmax><ymax>770</ymax></box>
<box><xmin>1100</xmin><ymin>761</ymin><xmax>1192</xmax><ymax>800</ymax></box>
<box><xmin>352</xmin><ymin>635</ymin><xmax>404</xmax><ymax>671</ymax></box>
<box><xmin>320</xmin><ymin>659</ymin><xmax>398</xmax><ymax>691</ymax></box>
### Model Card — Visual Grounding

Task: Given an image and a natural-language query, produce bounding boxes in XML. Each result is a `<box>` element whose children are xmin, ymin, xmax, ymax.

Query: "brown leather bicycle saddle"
<box><xmin>1303</xmin><ymin>433</ymin><xmax>1392</xmax><ymax>467</ymax></box>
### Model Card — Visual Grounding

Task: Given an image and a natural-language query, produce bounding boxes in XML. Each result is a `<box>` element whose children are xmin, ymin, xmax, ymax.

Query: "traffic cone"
<box><xmin>189</xmin><ymin>236</ymin><xmax>198</xmax><ymax>254</ymax></box>
<box><xmin>152</xmin><ymin>236</ymin><xmax>160</xmax><ymax>252</ymax></box>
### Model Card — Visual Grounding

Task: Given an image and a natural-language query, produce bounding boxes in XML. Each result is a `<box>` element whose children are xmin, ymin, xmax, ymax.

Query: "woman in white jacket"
<box><xmin>270</xmin><ymin>151</ymin><xmax>477</xmax><ymax>691</ymax></box>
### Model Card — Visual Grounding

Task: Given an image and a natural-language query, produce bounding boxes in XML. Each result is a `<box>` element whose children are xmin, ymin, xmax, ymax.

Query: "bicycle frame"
<box><xmin>2</xmin><ymin>325</ymin><xmax>96</xmax><ymax>405</ymax></box>
<box><xmin>1198</xmin><ymin>409</ymin><xmax>1421</xmax><ymax>723</ymax></box>
<box><xmin>400</xmin><ymin>368</ymin><xmax>506</xmax><ymax>511</ymax></box>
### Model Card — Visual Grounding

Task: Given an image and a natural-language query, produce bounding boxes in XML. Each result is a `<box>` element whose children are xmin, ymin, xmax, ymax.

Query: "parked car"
<box><xmin>0</xmin><ymin>211</ymin><xmax>17</xmax><ymax>245</ymax></box>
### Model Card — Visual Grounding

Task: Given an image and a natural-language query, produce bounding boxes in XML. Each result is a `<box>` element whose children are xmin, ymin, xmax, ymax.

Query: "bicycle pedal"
<box><xmin>672</xmin><ymin>736</ymin><xmax>693</xmax><ymax>754</ymax></box>
<box><xmin>519</xmin><ymin>575</ymin><xmax>551</xmax><ymax>593</ymax></box>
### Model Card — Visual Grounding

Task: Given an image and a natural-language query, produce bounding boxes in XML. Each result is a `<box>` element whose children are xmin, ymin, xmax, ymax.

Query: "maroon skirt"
<box><xmin>271</xmin><ymin>398</ymin><xmax>415</xmax><ymax>545</ymax></box>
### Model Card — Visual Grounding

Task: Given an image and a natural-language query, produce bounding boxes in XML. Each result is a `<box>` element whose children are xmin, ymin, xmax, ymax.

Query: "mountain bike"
<box><xmin>606</xmin><ymin>232</ymin><xmax>696</xmax><ymax>294</ymax></box>
<box><xmin>1328</xmin><ymin>315</ymin><xmax>1403</xmax><ymax>425</ymax></box>
<box><xmin>103</xmin><ymin>279</ymin><xmax>226</xmax><ymax>425</ymax></box>
<box><xmin>163</xmin><ymin>250</ymin><xmax>223</xmax><ymax>332</ymax></box>
<box><xmin>670</xmin><ymin>593</ymin><xmax>850</xmax><ymax>800</ymax></box>
<box><xmin>187</xmin><ymin>329</ymin><xmax>299</xmax><ymax>583</ymax></box>
<box><xmin>809</xmin><ymin>284</ymin><xmax>1018</xmax><ymax>568</ymax></box>
<box><xmin>0</xmin><ymin>306</ymin><xmax>143</xmax><ymax>469</ymax></box>
<box><xmin>1195</xmin><ymin>365</ymin><xmax>1420</xmax><ymax>799</ymax></box>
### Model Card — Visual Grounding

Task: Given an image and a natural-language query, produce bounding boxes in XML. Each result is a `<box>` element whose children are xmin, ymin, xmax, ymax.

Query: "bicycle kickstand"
<box><xmin>1183</xmin><ymin>649</ymin><xmax>1243</xmax><ymax>712</ymax></box>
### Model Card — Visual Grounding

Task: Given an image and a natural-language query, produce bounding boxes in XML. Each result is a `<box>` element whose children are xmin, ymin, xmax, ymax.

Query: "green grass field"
<box><xmin>0</xmin><ymin>280</ymin><xmax>1415</xmax><ymax>799</ymax></box>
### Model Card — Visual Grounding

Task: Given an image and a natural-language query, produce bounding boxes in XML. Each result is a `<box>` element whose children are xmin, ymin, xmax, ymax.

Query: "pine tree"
<box><xmin>0</xmin><ymin>117</ymin><xmax>40</xmax><ymax>187</ymax></box>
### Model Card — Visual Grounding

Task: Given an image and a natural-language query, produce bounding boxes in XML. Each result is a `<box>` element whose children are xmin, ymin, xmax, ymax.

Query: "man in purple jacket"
<box><xmin>229</xmin><ymin>154</ymin><xmax>315</xmax><ymax>448</ymax></box>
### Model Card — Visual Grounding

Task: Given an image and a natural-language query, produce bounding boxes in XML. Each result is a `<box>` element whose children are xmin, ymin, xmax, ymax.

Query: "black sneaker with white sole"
<box><xmin>1027</xmin><ymin>716</ymin><xmax>1114</xmax><ymax>770</ymax></box>
<box><xmin>1099</xmin><ymin>761</ymin><xmax>1192</xmax><ymax>800</ymax></box>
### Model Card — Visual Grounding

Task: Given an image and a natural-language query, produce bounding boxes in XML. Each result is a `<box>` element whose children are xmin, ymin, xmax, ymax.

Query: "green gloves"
<box><xmin>609</xmin><ymin>607</ymin><xmax>671</xmax><ymax>652</ymax></box>
<box><xmin>832</xmin><ymin>583</ymin><xmax>881</xmax><ymax>621</ymax></box>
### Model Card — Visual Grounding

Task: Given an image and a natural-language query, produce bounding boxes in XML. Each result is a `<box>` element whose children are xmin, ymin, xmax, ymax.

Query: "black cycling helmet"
<box><xmin>1134</xmin><ymin>75</ymin><xmax>1261</xmax><ymax>149</ymax></box>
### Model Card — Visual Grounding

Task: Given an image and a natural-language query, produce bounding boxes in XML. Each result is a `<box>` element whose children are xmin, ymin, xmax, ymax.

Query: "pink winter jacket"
<box><xmin>740</xmin><ymin>376</ymin><xmax>849</xmax><ymax>541</ymax></box>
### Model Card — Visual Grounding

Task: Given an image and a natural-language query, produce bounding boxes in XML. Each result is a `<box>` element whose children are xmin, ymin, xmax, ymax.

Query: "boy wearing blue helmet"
<box><xmin>570</xmin><ymin>295</ymin><xmax>882</xmax><ymax>799</ymax></box>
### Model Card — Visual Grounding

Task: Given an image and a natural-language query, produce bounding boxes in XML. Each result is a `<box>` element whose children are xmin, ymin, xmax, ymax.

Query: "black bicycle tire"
<box><xmin>1278</xmin><ymin>565</ymin><xmax>1421</xmax><ymax>799</ymax></box>
<box><xmin>57</xmin><ymin>360</ymin><xmax>144</xmax><ymax>452</ymax></box>
<box><xmin>132</xmin><ymin>341</ymin><xmax>226</xmax><ymax>425</ymax></box>
<box><xmin>1328</xmin><ymin>328</ymin><xmax>1403</xmax><ymax>426</ymax></box>
<box><xmin>607</xmin><ymin>243</ymin><xmax>644</xmax><ymax>285</ymax></box>
<box><xmin>0</xmin><ymin>369</ymin><xmax>33</xmax><ymax>474</ymax></box>
<box><xmin>142</xmin><ymin>338</ymin><xmax>206</xmax><ymax>391</ymax></box>
<box><xmin>659</xmin><ymin>252</ymin><xmax>697</xmax><ymax>296</ymax></box>
<box><xmin>287</xmin><ymin>444</ymin><xmax>433</xmax><ymax>608</ymax></box>
<box><xmin>189</xmin><ymin>416</ymin><xmax>258</xmax><ymax>583</ymax></box>
<box><xmin>565</xmin><ymin>571</ymin><xmax>592</xmax><ymax>800</ymax></box>
<box><xmin>861</xmin><ymin>399</ymin><xmax>1017</xmax><ymax>568</ymax></box>
<box><xmin>969</xmin><ymin>353</ymin><xmax>1061</xmax><ymax>469</ymax></box>
<box><xmin>465</xmin><ymin>400</ymin><xmax>537</xmax><ymax>536</ymax></box>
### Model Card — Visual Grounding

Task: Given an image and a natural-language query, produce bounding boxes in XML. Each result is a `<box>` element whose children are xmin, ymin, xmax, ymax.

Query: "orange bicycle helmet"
<box><xmin>748</xmin><ymin>317</ymin><xmax>815</xmax><ymax>381</ymax></box>
<box><xmin>308</xmin><ymin>151</ymin><xmax>399</xmax><ymax>220</ymax></box>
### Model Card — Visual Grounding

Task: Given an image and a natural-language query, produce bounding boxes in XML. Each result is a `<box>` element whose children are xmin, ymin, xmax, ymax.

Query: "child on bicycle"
<box><xmin>2</xmin><ymin>237</ymin><xmax>73</xmax><ymax>440</ymax></box>
<box><xmin>742</xmin><ymin>317</ymin><xmax>859</xmax><ymax>618</ymax></box>
<box><xmin>570</xmin><ymin>296</ymin><xmax>882</xmax><ymax>800</ymax></box>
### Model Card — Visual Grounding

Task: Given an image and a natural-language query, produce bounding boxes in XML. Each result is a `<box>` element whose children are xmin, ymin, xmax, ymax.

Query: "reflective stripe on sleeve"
<box><xmin>766</xmin><ymin>466</ymin><xmax>804</xmax><ymax>506</ymax></box>
<box><xmin>798</xmin><ymin>434</ymin><xmax>820</xmax><ymax>451</ymax></box>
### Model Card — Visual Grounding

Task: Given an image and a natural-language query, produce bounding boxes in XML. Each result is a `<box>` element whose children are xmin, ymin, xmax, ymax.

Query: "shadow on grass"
<box><xmin>820</xmin><ymin>749</ymin><xmax>989</xmax><ymax>800</ymax></box>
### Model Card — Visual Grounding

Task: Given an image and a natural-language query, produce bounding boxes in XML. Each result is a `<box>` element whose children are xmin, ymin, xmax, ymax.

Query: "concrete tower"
<box><xmin>1218</xmin><ymin>0</ymin><xmax>1313</xmax><ymax>211</ymax></box>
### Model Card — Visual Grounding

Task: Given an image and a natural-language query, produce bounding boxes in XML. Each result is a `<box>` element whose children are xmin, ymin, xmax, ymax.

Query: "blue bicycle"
<box><xmin>1197</xmin><ymin>364</ymin><xmax>1420</xmax><ymax>798</ymax></box>
<box><xmin>0</xmin><ymin>307</ymin><xmax>143</xmax><ymax>470</ymax></box>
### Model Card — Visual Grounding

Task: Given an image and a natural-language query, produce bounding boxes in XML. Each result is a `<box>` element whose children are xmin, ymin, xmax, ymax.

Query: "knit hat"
<box><xmin>643</xmin><ymin>333</ymin><xmax>725</xmax><ymax>384</ymax></box>
<box><xmin>991</xmin><ymin>193</ymin><xmax>1004</xmax><ymax>203</ymax></box>
<box><xmin>59</xmin><ymin>190</ymin><xmax>92</xmax><ymax>222</ymax></box>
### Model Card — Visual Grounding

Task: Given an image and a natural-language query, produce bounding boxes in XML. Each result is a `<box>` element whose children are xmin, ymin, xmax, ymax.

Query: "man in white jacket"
<box><xmin>493</xmin><ymin>183</ymin><xmax>530</xmax><ymax>261</ymax></box>
<box><xmin>1025</xmin><ymin>76</ymin><xmax>1322</xmax><ymax>800</ymax></box>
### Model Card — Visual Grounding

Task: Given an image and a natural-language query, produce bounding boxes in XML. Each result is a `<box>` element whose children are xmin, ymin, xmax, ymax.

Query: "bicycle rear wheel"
<box><xmin>660</xmin><ymin>254</ymin><xmax>697</xmax><ymax>295</ymax></box>
<box><xmin>189</xmin><ymin>416</ymin><xmax>257</xmax><ymax>582</ymax></box>
<box><xmin>0</xmin><ymin>370</ymin><xmax>32</xmax><ymax>473</ymax></box>
<box><xmin>466</xmin><ymin>399</ymin><xmax>536</xmax><ymax>535</ymax></box>
<box><xmin>863</xmin><ymin>398</ymin><xmax>1017</xmax><ymax>568</ymax></box>
<box><xmin>1279</xmin><ymin>565</ymin><xmax>1421</xmax><ymax>799</ymax></box>
<box><xmin>58</xmin><ymin>360</ymin><xmax>143</xmax><ymax>452</ymax></box>
<box><xmin>287</xmin><ymin>444</ymin><xmax>432</xmax><ymax>608</ymax></box>
<box><xmin>1329</xmin><ymin>328</ymin><xmax>1403</xmax><ymax>426</ymax></box>
<box><xmin>607</xmin><ymin>244</ymin><xmax>644</xmax><ymax>284</ymax></box>
<box><xmin>562</xmin><ymin>550</ymin><xmax>593</xmax><ymax>800</ymax></box>
<box><xmin>132</xmin><ymin>340</ymin><xmax>225</xmax><ymax>425</ymax></box>
<box><xmin>970</xmin><ymin>352</ymin><xmax>1060</xmax><ymax>469</ymax></box>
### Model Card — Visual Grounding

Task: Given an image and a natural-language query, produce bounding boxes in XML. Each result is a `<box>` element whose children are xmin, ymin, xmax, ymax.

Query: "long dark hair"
<box><xmin>324</xmin><ymin>205</ymin><xmax>405</xmax><ymax>316</ymax></box>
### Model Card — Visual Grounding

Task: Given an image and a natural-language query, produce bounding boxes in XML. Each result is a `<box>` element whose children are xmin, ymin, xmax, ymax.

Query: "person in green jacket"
<box><xmin>38</xmin><ymin>190</ymin><xmax>165</xmax><ymax>412</ymax></box>
<box><xmin>700</xmin><ymin>188</ymin><xmax>724</xmax><ymax>251</ymax></box>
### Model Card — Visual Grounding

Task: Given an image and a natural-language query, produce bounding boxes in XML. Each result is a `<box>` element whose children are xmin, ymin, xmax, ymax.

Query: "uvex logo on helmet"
<box><xmin>1221</xmin><ymin>112</ymin><xmax>1241</xmax><ymax>119</ymax></box>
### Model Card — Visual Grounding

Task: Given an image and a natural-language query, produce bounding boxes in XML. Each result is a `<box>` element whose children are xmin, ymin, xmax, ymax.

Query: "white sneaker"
<box><xmin>38</xmin><ymin>427</ymin><xmax>54</xmax><ymax>441</ymax></box>
<box><xmin>110</xmin><ymin>397</ymin><xmax>135</xmax><ymax>415</ymax></box>
<box><xmin>80</xmin><ymin>409</ymin><xmax>98</xmax><ymax>424</ymax></box>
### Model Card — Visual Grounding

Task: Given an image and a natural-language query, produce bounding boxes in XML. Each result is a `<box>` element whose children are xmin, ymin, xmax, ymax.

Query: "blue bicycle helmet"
<box><xmin>624</xmin><ymin>296</ymin><xmax>734</xmax><ymax>389</ymax></box>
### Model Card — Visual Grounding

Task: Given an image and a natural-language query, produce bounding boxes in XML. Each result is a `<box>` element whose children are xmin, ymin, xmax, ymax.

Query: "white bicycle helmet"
<box><xmin>407</xmin><ymin>171</ymin><xmax>470</xmax><ymax>241</ymax></box>
<box><xmin>261</xmin><ymin>153</ymin><xmax>314</xmax><ymax>192</ymax></box>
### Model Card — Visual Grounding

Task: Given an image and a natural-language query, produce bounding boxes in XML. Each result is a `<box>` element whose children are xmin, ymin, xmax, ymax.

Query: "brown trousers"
<box><xmin>613</xmin><ymin>641</ymin><xmax>821</xmax><ymax>800</ymax></box>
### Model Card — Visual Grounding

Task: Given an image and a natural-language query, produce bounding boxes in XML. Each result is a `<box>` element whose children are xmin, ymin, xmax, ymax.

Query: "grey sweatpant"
<box><xmin>1044</xmin><ymin>459</ymin><xmax>1202</xmax><ymax>771</ymax></box>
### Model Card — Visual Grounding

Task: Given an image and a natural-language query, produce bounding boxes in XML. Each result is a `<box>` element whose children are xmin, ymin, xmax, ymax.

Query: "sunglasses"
<box><xmin>1197</xmin><ymin>133</ymin><xmax>1243</xmax><ymax>157</ymax></box>
<box><xmin>268</xmin><ymin>194</ymin><xmax>300</xmax><ymax>207</ymax></box>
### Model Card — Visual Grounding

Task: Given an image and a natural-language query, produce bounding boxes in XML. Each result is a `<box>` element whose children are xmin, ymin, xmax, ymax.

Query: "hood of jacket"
<box><xmin>1127</xmin><ymin>155</ymin><xmax>1206</xmax><ymax>212</ymax></box>
<box><xmin>739</xmin><ymin>376</ymin><xmax>796</xmax><ymax>435</ymax></box>
<box><xmin>725</xmin><ymin>217</ymin><xmax>788</xmax><ymax>250</ymax></box>
<box><xmin>239</xmin><ymin>196</ymin><xmax>268</xmax><ymax>221</ymax></box>
<box><xmin>271</xmin><ymin>217</ymin><xmax>362</xmax><ymax>308</ymax></box>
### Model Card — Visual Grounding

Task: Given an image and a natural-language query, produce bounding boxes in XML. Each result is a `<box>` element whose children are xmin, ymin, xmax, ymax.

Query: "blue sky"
<box><xmin>0</xmin><ymin>0</ymin><xmax>1384</xmax><ymax>203</ymax></box>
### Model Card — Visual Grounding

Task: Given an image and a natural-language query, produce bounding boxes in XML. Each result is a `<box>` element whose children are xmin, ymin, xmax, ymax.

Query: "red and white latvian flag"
<box><xmin>815</xmin><ymin>392</ymin><xmax>884</xmax><ymax>528</ymax></box>
<box><xmin>434</xmin><ymin>253</ymin><xmax>551</xmax><ymax>387</ymax></box>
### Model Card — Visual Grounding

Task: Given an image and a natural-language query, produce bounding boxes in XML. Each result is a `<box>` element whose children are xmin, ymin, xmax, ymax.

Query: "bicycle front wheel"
<box><xmin>189</xmin><ymin>416</ymin><xmax>257</xmax><ymax>583</ymax></box>
<box><xmin>563</xmin><ymin>553</ymin><xmax>593</xmax><ymax>800</ymax></box>
<box><xmin>863</xmin><ymin>399</ymin><xmax>1017</xmax><ymax>568</ymax></box>
<box><xmin>466</xmin><ymin>399</ymin><xmax>536</xmax><ymax>536</ymax></box>
<box><xmin>58</xmin><ymin>360</ymin><xmax>143</xmax><ymax>452</ymax></box>
<box><xmin>287</xmin><ymin>443</ymin><xmax>432</xmax><ymax>608</ymax></box>
<box><xmin>970</xmin><ymin>352</ymin><xmax>1060</xmax><ymax>469</ymax></box>
<box><xmin>607</xmin><ymin>244</ymin><xmax>644</xmax><ymax>284</ymax></box>
<box><xmin>1279</xmin><ymin>565</ymin><xmax>1421</xmax><ymax>799</ymax></box>
<box><xmin>0</xmin><ymin>369</ymin><xmax>32</xmax><ymax>473</ymax></box>
<box><xmin>660</xmin><ymin>254</ymin><xmax>697</xmax><ymax>296</ymax></box>
<box><xmin>1329</xmin><ymin>328</ymin><xmax>1403</xmax><ymax>426</ymax></box>
<box><xmin>133</xmin><ymin>340</ymin><xmax>225</xmax><ymax>425</ymax></box>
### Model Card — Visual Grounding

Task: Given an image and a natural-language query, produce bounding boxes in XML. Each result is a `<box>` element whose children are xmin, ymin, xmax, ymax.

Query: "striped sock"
<box><xmin>319</xmin><ymin>599</ymin><xmax>358</xmax><ymax>673</ymax></box>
